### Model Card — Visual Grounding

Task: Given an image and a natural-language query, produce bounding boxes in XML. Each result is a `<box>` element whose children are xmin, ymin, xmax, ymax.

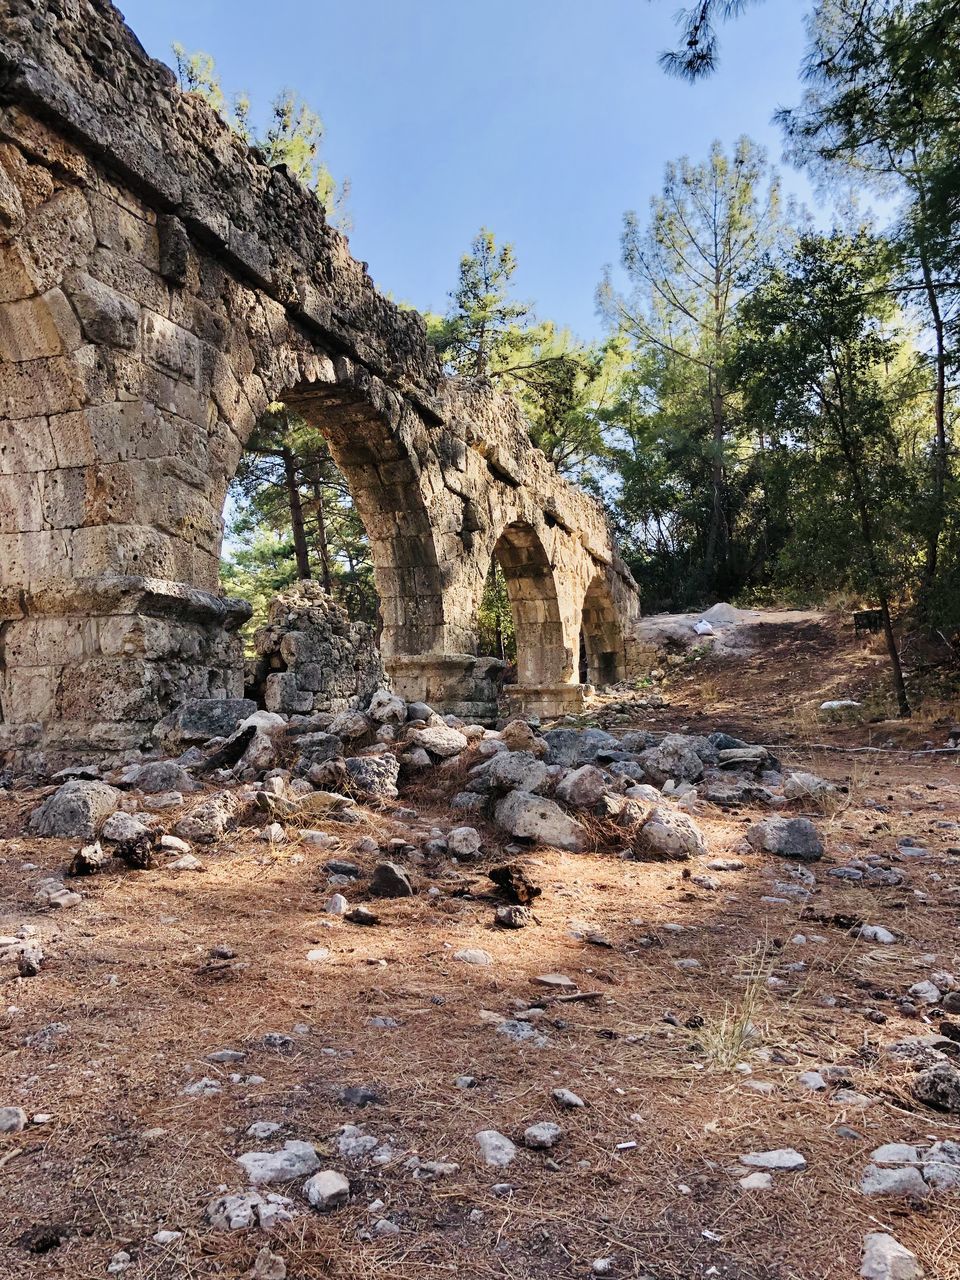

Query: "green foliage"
<box><xmin>171</xmin><ymin>44</ymin><xmax>349</xmax><ymax>226</ymax></box>
<box><xmin>735</xmin><ymin>230</ymin><xmax>923</xmax><ymax>710</ymax></box>
<box><xmin>223</xmin><ymin>409</ymin><xmax>377</xmax><ymax>635</ymax></box>
<box><xmin>600</xmin><ymin>137</ymin><xmax>785</xmax><ymax>605</ymax></box>
<box><xmin>429</xmin><ymin>228</ymin><xmax>612</xmax><ymax>479</ymax></box>
<box><xmin>427</xmin><ymin>230</ymin><xmax>531</xmax><ymax>377</ymax></box>
<box><xmin>779</xmin><ymin>0</ymin><xmax>960</xmax><ymax>605</ymax></box>
<box><xmin>657</xmin><ymin>2</ymin><xmax>761</xmax><ymax>80</ymax></box>
<box><xmin>476</xmin><ymin>561</ymin><xmax>516</xmax><ymax>662</ymax></box>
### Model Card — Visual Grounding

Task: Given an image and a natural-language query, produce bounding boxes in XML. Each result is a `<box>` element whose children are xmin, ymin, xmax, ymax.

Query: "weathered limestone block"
<box><xmin>0</xmin><ymin>576</ymin><xmax>249</xmax><ymax>761</ymax></box>
<box><xmin>64</xmin><ymin>271</ymin><xmax>139</xmax><ymax>348</ymax></box>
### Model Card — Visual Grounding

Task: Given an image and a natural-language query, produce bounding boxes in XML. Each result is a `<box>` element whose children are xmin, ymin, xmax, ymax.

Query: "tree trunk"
<box><xmin>703</xmin><ymin>369</ymin><xmax>727</xmax><ymax>592</ymax></box>
<box><xmin>917</xmin><ymin>240</ymin><xmax>947</xmax><ymax>609</ymax></box>
<box><xmin>834</xmin><ymin>404</ymin><xmax>910</xmax><ymax>717</ymax></box>
<box><xmin>878</xmin><ymin>594</ymin><xmax>911</xmax><ymax>719</ymax></box>
<box><xmin>281</xmin><ymin>446</ymin><xmax>311</xmax><ymax>581</ymax></box>
<box><xmin>312</xmin><ymin>481</ymin><xmax>333</xmax><ymax>596</ymax></box>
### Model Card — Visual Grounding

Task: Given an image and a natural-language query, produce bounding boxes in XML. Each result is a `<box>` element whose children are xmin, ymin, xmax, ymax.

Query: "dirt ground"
<box><xmin>1</xmin><ymin>613</ymin><xmax>959</xmax><ymax>1279</ymax></box>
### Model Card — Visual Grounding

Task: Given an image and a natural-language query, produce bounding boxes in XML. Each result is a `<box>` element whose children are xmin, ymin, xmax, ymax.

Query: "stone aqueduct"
<box><xmin>0</xmin><ymin>0</ymin><xmax>641</xmax><ymax>758</ymax></box>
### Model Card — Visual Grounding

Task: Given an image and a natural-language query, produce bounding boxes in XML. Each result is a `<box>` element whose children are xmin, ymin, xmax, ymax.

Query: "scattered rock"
<box><xmin>638</xmin><ymin>735</ymin><xmax>704</xmax><ymax>787</ymax></box>
<box><xmin>499</xmin><ymin>719</ymin><xmax>548</xmax><ymax>756</ymax></box>
<box><xmin>238</xmin><ymin>1141</ymin><xmax>320</xmax><ymax>1185</ymax></box>
<box><xmin>346</xmin><ymin>906</ymin><xmax>380</xmax><ymax>926</ymax></box>
<box><xmin>494</xmin><ymin>904</ymin><xmax>531</xmax><ymax>929</ymax></box>
<box><xmin>535</xmin><ymin>972</ymin><xmax>576</xmax><ymax>988</ymax></box>
<box><xmin>0</xmin><ymin>1106</ymin><xmax>27</xmax><ymax>1133</ymax></box>
<box><xmin>638</xmin><ymin>806</ymin><xmax>705</xmax><ymax>859</ymax></box>
<box><xmin>27</xmin><ymin>780</ymin><xmax>121</xmax><ymax>839</ymax></box>
<box><xmin>407</xmin><ymin>725</ymin><xmax>469</xmax><ymax>758</ymax></box>
<box><xmin>174</xmin><ymin>792</ymin><xmax>247</xmax><ymax>843</ymax></box>
<box><xmin>860</xmin><ymin>925</ymin><xmax>898</xmax><ymax>945</ymax></box>
<box><xmin>552</xmin><ymin>1088</ymin><xmax>584</xmax><ymax>1109</ymax></box>
<box><xmin>487</xmin><ymin>750</ymin><xmax>549</xmax><ymax>794</ymax></box>
<box><xmin>368</xmin><ymin>690</ymin><xmax>406</xmax><ymax>724</ymax></box>
<box><xmin>66</xmin><ymin>840</ymin><xmax>110</xmax><ymax>876</ymax></box>
<box><xmin>494</xmin><ymin>791</ymin><xmax>586</xmax><ymax>852</ymax></box>
<box><xmin>249</xmin><ymin>1246</ymin><xmax>287</xmax><ymax>1280</ymax></box>
<box><xmin>860</xmin><ymin>1164</ymin><xmax>929</xmax><ymax>1197</ymax></box>
<box><xmin>475</xmin><ymin>1130</ymin><xmax>517</xmax><ymax>1167</ymax></box>
<box><xmin>303</xmin><ymin>1169</ymin><xmax>350</xmax><ymax>1210</ymax></box>
<box><xmin>740</xmin><ymin>1148</ymin><xmax>806</xmax><ymax>1171</ymax></box>
<box><xmin>860</xmin><ymin>1232</ymin><xmax>924</xmax><ymax>1280</ymax></box>
<box><xmin>155</xmin><ymin>697</ymin><xmax>257</xmax><ymax>753</ymax></box>
<box><xmin>370</xmin><ymin>861</ymin><xmax>414</xmax><ymax>897</ymax></box>
<box><xmin>555</xmin><ymin>765</ymin><xmax>611</xmax><ymax>809</ymax></box>
<box><xmin>447</xmin><ymin>826</ymin><xmax>482</xmax><ymax>859</ymax></box>
<box><xmin>496</xmin><ymin>1019</ymin><xmax>548</xmax><ymax>1047</ymax></box>
<box><xmin>746</xmin><ymin>816</ymin><xmax>824</xmax><ymax>861</ymax></box>
<box><xmin>456</xmin><ymin>948</ymin><xmax>493</xmax><ymax>966</ymax></box>
<box><xmin>783</xmin><ymin>771</ymin><xmax>836</xmax><ymax>802</ymax></box>
<box><xmin>344</xmin><ymin>753</ymin><xmax>400</xmax><ymax>799</ymax></box>
<box><xmin>35</xmin><ymin>878</ymin><xmax>82</xmax><ymax>909</ymax></box>
<box><xmin>524</xmin><ymin>1121</ymin><xmax>562</xmax><ymax>1148</ymax></box>
<box><xmin>913</xmin><ymin>1062</ymin><xmax>960</xmax><ymax>1113</ymax></box>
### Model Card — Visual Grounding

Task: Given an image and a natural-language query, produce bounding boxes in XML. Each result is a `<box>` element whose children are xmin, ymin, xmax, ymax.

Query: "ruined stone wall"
<box><xmin>249</xmin><ymin>581</ymin><xmax>383</xmax><ymax>716</ymax></box>
<box><xmin>0</xmin><ymin>0</ymin><xmax>642</xmax><ymax>756</ymax></box>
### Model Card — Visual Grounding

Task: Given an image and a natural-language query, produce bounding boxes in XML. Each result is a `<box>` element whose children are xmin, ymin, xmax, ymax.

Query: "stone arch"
<box><xmin>579</xmin><ymin>571</ymin><xmax>626</xmax><ymax>687</ymax></box>
<box><xmin>215</xmin><ymin>348</ymin><xmax>446</xmax><ymax>660</ymax></box>
<box><xmin>487</xmin><ymin>521</ymin><xmax>568</xmax><ymax>687</ymax></box>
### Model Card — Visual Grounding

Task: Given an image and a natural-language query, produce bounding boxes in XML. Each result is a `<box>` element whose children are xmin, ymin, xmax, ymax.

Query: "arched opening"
<box><xmin>216</xmin><ymin>373</ymin><xmax>448</xmax><ymax>716</ymax></box>
<box><xmin>222</xmin><ymin>404</ymin><xmax>377</xmax><ymax>636</ymax></box>
<box><xmin>579</xmin><ymin>572</ymin><xmax>626</xmax><ymax>687</ymax></box>
<box><xmin>218</xmin><ymin>375</ymin><xmax>445</xmax><ymax>660</ymax></box>
<box><xmin>482</xmin><ymin>522</ymin><xmax>567</xmax><ymax>687</ymax></box>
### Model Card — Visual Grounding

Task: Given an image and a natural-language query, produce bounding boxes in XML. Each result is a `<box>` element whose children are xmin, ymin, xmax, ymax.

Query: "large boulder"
<box><xmin>543</xmin><ymin>727</ymin><xmax>620</xmax><ymax>768</ymax></box>
<box><xmin>555</xmin><ymin>765</ymin><xmax>611</xmax><ymax>810</ymax></box>
<box><xmin>494</xmin><ymin>791</ymin><xmax>586</xmax><ymax>852</ymax></box>
<box><xmin>367</xmin><ymin>689</ymin><xmax>406</xmax><ymax>724</ymax></box>
<box><xmin>746</xmin><ymin>816</ymin><xmax>824</xmax><ymax>862</ymax></box>
<box><xmin>637</xmin><ymin>806</ymin><xmax>705</xmax><ymax>859</ymax></box>
<box><xmin>406</xmin><ymin>725</ymin><xmax>469</xmax><ymax>759</ymax></box>
<box><xmin>486</xmin><ymin>750</ymin><xmax>549</xmax><ymax>795</ymax></box>
<box><xmin>154</xmin><ymin>697</ymin><xmax>257</xmax><ymax>753</ymax></box>
<box><xmin>28</xmin><ymin>780</ymin><xmax>121</xmax><ymax>839</ymax></box>
<box><xmin>913</xmin><ymin>1063</ymin><xmax>960</xmax><ymax>1114</ymax></box>
<box><xmin>126</xmin><ymin>760</ymin><xmax>195</xmax><ymax>794</ymax></box>
<box><xmin>291</xmin><ymin>731</ymin><xmax>344</xmax><ymax>775</ymax></box>
<box><xmin>370</xmin><ymin>861</ymin><xmax>414</xmax><ymax>897</ymax></box>
<box><xmin>329</xmin><ymin>709</ymin><xmax>372</xmax><ymax>741</ymax></box>
<box><xmin>344</xmin><ymin>753</ymin><xmax>400</xmax><ymax>799</ymax></box>
<box><xmin>574</xmin><ymin>728</ymin><xmax>623</xmax><ymax>763</ymax></box>
<box><xmin>860</xmin><ymin>1232</ymin><xmax>924</xmax><ymax>1280</ymax></box>
<box><xmin>639</xmin><ymin>734</ymin><xmax>705</xmax><ymax>787</ymax></box>
<box><xmin>174</xmin><ymin>791</ymin><xmax>248</xmax><ymax>844</ymax></box>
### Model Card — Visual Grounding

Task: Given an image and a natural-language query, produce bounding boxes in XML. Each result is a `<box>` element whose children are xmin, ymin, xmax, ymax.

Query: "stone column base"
<box><xmin>0</xmin><ymin>575</ymin><xmax>251</xmax><ymax>764</ymax></box>
<box><xmin>502</xmin><ymin>682</ymin><xmax>587</xmax><ymax>720</ymax></box>
<box><xmin>385</xmin><ymin>652</ymin><xmax>506</xmax><ymax>724</ymax></box>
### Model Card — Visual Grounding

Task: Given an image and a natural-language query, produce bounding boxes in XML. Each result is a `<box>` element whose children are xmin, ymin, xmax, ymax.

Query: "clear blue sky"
<box><xmin>119</xmin><ymin>0</ymin><xmax>816</xmax><ymax>341</ymax></box>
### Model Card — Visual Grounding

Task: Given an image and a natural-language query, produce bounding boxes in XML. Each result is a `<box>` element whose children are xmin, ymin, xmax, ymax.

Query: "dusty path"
<box><xmin>1</xmin><ymin>615</ymin><xmax>958</xmax><ymax>1280</ymax></box>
